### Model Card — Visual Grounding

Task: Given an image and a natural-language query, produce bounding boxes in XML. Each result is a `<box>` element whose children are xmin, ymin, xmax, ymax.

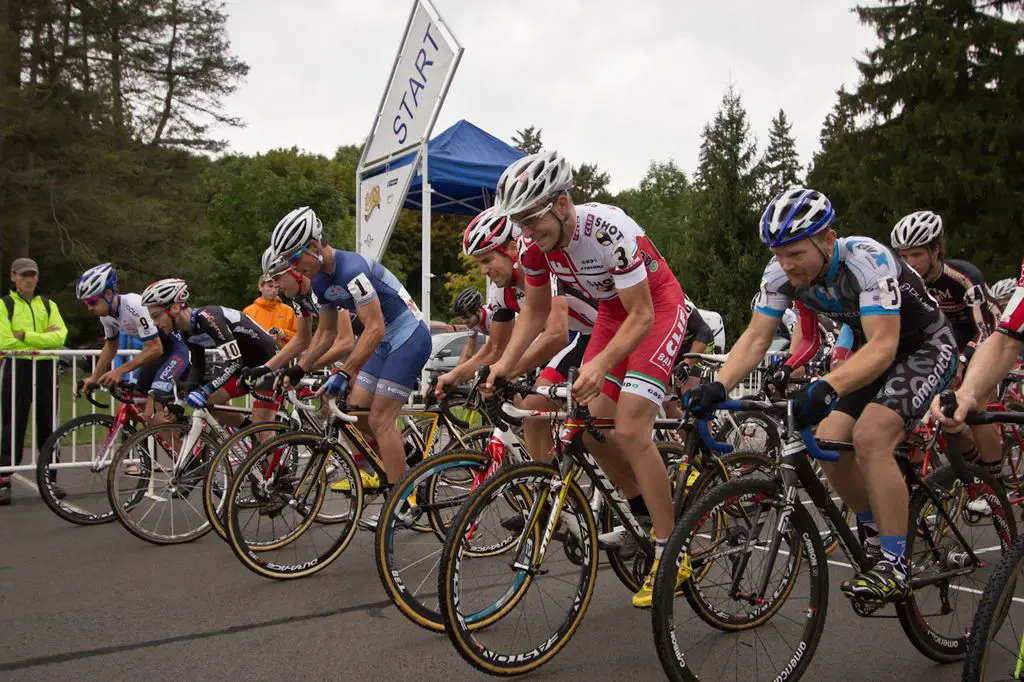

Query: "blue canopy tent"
<box><xmin>389</xmin><ymin>119</ymin><xmax>525</xmax><ymax>215</ymax></box>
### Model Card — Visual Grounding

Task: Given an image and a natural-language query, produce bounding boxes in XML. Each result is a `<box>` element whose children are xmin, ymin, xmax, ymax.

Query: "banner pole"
<box><xmin>421</xmin><ymin>149</ymin><xmax>431</xmax><ymax>325</ymax></box>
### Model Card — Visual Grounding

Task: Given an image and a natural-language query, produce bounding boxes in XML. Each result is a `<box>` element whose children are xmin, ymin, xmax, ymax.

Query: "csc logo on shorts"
<box><xmin>651</xmin><ymin>304</ymin><xmax>689</xmax><ymax>372</ymax></box>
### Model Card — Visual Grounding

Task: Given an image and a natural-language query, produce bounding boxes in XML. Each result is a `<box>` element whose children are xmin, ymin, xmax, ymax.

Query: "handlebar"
<box><xmin>691</xmin><ymin>399</ymin><xmax>840</xmax><ymax>462</ymax></box>
<box><xmin>76</xmin><ymin>379</ymin><xmax>141</xmax><ymax>408</ymax></box>
<box><xmin>939</xmin><ymin>390</ymin><xmax>1024</xmax><ymax>426</ymax></box>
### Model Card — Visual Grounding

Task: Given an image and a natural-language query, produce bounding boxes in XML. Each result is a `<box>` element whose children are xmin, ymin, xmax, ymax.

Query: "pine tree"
<box><xmin>512</xmin><ymin>125</ymin><xmax>543</xmax><ymax>154</ymax></box>
<box><xmin>759</xmin><ymin>109</ymin><xmax>803</xmax><ymax>201</ymax></box>
<box><xmin>571</xmin><ymin>162</ymin><xmax>613</xmax><ymax>204</ymax></box>
<box><xmin>685</xmin><ymin>86</ymin><xmax>764</xmax><ymax>340</ymax></box>
<box><xmin>808</xmin><ymin>0</ymin><xmax>1024</xmax><ymax>277</ymax></box>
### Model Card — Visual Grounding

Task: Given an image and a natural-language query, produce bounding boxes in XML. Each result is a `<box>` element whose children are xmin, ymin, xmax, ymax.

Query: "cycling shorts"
<box><xmin>584</xmin><ymin>282</ymin><xmax>688</xmax><ymax>405</ymax></box>
<box><xmin>539</xmin><ymin>332</ymin><xmax>590</xmax><ymax>384</ymax></box>
<box><xmin>134</xmin><ymin>333</ymin><xmax>190</xmax><ymax>394</ymax></box>
<box><xmin>834</xmin><ymin>325</ymin><xmax>958</xmax><ymax>424</ymax></box>
<box><xmin>355</xmin><ymin>321</ymin><xmax>432</xmax><ymax>402</ymax></box>
<box><xmin>221</xmin><ymin>375</ymin><xmax>282</xmax><ymax>411</ymax></box>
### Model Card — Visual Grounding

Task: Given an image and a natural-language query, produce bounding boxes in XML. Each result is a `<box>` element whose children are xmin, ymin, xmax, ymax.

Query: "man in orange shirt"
<box><xmin>243</xmin><ymin>276</ymin><xmax>297</xmax><ymax>346</ymax></box>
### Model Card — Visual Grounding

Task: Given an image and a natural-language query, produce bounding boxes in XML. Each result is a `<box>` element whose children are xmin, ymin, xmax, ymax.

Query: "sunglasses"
<box><xmin>287</xmin><ymin>244</ymin><xmax>310</xmax><ymax>265</ymax></box>
<box><xmin>149</xmin><ymin>305</ymin><xmax>173</xmax><ymax>319</ymax></box>
<box><xmin>512</xmin><ymin>201</ymin><xmax>553</xmax><ymax>227</ymax></box>
<box><xmin>83</xmin><ymin>296</ymin><xmax>101</xmax><ymax>306</ymax></box>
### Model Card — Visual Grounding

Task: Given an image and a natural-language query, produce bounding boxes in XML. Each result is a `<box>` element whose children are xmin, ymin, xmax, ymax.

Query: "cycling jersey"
<box><xmin>756</xmin><ymin>237</ymin><xmax>947</xmax><ymax>357</ymax></box>
<box><xmin>99</xmin><ymin>293</ymin><xmax>159</xmax><ymax>342</ymax></box>
<box><xmin>183</xmin><ymin>306</ymin><xmax>278</xmax><ymax>394</ymax></box>
<box><xmin>521</xmin><ymin>202</ymin><xmax>686</xmax><ymax>404</ymax></box>
<box><xmin>923</xmin><ymin>259</ymin><xmax>998</xmax><ymax>351</ymax></box>
<box><xmin>758</xmin><ymin>237</ymin><xmax>956</xmax><ymax>422</ymax></box>
<box><xmin>311</xmin><ymin>250</ymin><xmax>423</xmax><ymax>347</ymax></box>
<box><xmin>291</xmin><ymin>290</ymin><xmax>320</xmax><ymax>319</ymax></box>
<box><xmin>998</xmin><ymin>257</ymin><xmax>1024</xmax><ymax>342</ymax></box>
<box><xmin>472</xmin><ymin>270</ymin><xmax>598</xmax><ymax>335</ymax></box>
<box><xmin>681</xmin><ymin>297</ymin><xmax>714</xmax><ymax>354</ymax></box>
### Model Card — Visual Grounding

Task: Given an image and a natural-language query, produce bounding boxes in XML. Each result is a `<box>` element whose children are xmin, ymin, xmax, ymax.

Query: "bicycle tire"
<box><xmin>107</xmin><ymin>421</ymin><xmax>220</xmax><ymax>545</ymax></box>
<box><xmin>203</xmin><ymin>421</ymin><xmax>293</xmax><ymax>541</ymax></box>
<box><xmin>898</xmin><ymin>463</ymin><xmax>1017</xmax><ymax>663</ymax></box>
<box><xmin>36</xmin><ymin>413</ymin><xmax>133</xmax><ymax>526</ymax></box>
<box><xmin>961</xmin><ymin>534</ymin><xmax>1024</xmax><ymax>681</ymax></box>
<box><xmin>375</xmin><ymin>448</ymin><xmax>489</xmax><ymax>632</ymax></box>
<box><xmin>225</xmin><ymin>431</ymin><xmax>362</xmax><ymax>580</ymax></box>
<box><xmin>652</xmin><ymin>477</ymin><xmax>828</xmax><ymax>682</ymax></box>
<box><xmin>438</xmin><ymin>461</ymin><xmax>599</xmax><ymax>676</ymax></box>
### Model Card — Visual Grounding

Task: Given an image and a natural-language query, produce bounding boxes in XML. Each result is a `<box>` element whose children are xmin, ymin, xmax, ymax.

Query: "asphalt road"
<box><xmin>0</xmin><ymin>476</ymin><xmax>992</xmax><ymax>682</ymax></box>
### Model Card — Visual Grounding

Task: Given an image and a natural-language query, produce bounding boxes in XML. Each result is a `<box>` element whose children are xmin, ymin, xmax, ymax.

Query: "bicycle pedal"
<box><xmin>850</xmin><ymin>599</ymin><xmax>885</xmax><ymax>617</ymax></box>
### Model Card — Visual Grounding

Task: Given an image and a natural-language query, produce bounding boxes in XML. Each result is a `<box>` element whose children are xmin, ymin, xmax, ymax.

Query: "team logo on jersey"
<box><xmin>323</xmin><ymin>285</ymin><xmax>347</xmax><ymax>301</ymax></box>
<box><xmin>364</xmin><ymin>184</ymin><xmax>382</xmax><ymax>221</ymax></box>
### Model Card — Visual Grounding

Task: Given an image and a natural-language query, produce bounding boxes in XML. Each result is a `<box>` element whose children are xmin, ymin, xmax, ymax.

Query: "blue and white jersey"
<box><xmin>754</xmin><ymin>236</ymin><xmax>947</xmax><ymax>356</ymax></box>
<box><xmin>311</xmin><ymin>250</ymin><xmax>424</xmax><ymax>346</ymax></box>
<box><xmin>99</xmin><ymin>293</ymin><xmax>158</xmax><ymax>342</ymax></box>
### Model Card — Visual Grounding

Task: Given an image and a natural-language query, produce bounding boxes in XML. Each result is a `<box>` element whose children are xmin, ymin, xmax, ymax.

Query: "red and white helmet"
<box><xmin>141</xmin><ymin>278</ymin><xmax>189</xmax><ymax>307</ymax></box>
<box><xmin>463</xmin><ymin>207</ymin><xmax>518</xmax><ymax>257</ymax></box>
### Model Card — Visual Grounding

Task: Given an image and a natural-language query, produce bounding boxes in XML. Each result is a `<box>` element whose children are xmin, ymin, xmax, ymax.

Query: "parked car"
<box><xmin>430</xmin><ymin>320</ymin><xmax>457</xmax><ymax>334</ymax></box>
<box><xmin>424</xmin><ymin>331</ymin><xmax>485</xmax><ymax>375</ymax></box>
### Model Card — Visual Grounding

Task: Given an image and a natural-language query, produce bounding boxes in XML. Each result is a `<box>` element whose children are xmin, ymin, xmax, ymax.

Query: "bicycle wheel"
<box><xmin>652</xmin><ymin>477</ymin><xmax>828</xmax><ymax>682</ymax></box>
<box><xmin>714</xmin><ymin>411</ymin><xmax>782</xmax><ymax>458</ymax></box>
<box><xmin>440</xmin><ymin>425</ymin><xmax>496</xmax><ymax>455</ymax></box>
<box><xmin>107</xmin><ymin>421</ymin><xmax>220</xmax><ymax>545</ymax></box>
<box><xmin>225</xmin><ymin>431</ymin><xmax>361</xmax><ymax>580</ymax></box>
<box><xmin>962</xmin><ymin>534</ymin><xmax>1024</xmax><ymax>681</ymax></box>
<box><xmin>438</xmin><ymin>461</ymin><xmax>599</xmax><ymax>676</ymax></box>
<box><xmin>1001</xmin><ymin>431</ymin><xmax>1024</xmax><ymax>494</ymax></box>
<box><xmin>375</xmin><ymin>449</ymin><xmax>489</xmax><ymax>632</ymax></box>
<box><xmin>203</xmin><ymin>421</ymin><xmax>292</xmax><ymax>542</ymax></box>
<box><xmin>898</xmin><ymin>463</ymin><xmax>1017</xmax><ymax>663</ymax></box>
<box><xmin>36</xmin><ymin>414</ymin><xmax>135</xmax><ymax>525</ymax></box>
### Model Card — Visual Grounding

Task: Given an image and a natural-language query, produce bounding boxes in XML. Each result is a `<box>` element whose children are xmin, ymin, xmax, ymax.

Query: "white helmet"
<box><xmin>269</xmin><ymin>206</ymin><xmax>323</xmax><ymax>260</ymax></box>
<box><xmin>493</xmin><ymin>151</ymin><xmax>573</xmax><ymax>217</ymax></box>
<box><xmin>261</xmin><ymin>246</ymin><xmax>291</xmax><ymax>279</ymax></box>
<box><xmin>990</xmin><ymin>278</ymin><xmax>1018</xmax><ymax>301</ymax></box>
<box><xmin>141</xmin><ymin>278</ymin><xmax>189</xmax><ymax>307</ymax></box>
<box><xmin>76</xmin><ymin>263</ymin><xmax>118</xmax><ymax>300</ymax></box>
<box><xmin>759</xmin><ymin>187</ymin><xmax>835</xmax><ymax>247</ymax></box>
<box><xmin>463</xmin><ymin>207</ymin><xmax>519</xmax><ymax>256</ymax></box>
<box><xmin>890</xmin><ymin>211</ymin><xmax>943</xmax><ymax>249</ymax></box>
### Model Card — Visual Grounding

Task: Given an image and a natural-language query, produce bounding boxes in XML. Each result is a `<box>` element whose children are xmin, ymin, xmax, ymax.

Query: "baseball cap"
<box><xmin>11</xmin><ymin>258</ymin><xmax>39</xmax><ymax>275</ymax></box>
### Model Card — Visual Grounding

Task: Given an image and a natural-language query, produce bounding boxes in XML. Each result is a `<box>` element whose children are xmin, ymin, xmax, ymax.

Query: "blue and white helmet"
<box><xmin>759</xmin><ymin>188</ymin><xmax>835</xmax><ymax>248</ymax></box>
<box><xmin>76</xmin><ymin>263</ymin><xmax>118</xmax><ymax>300</ymax></box>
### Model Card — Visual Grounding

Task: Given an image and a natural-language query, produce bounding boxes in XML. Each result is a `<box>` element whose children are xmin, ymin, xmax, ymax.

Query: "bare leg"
<box><xmin>815</xmin><ymin>411</ymin><xmax>870</xmax><ymax>513</ymax></box>
<box><xmin>852</xmin><ymin>405</ymin><xmax>909</xmax><ymax>538</ymax></box>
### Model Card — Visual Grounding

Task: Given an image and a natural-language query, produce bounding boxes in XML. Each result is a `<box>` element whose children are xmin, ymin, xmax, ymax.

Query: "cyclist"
<box><xmin>482</xmin><ymin>150</ymin><xmax>690</xmax><ymax>608</ymax></box>
<box><xmin>989</xmin><ymin>277</ymin><xmax>1018</xmax><ymax>313</ymax></box>
<box><xmin>890</xmin><ymin>210</ymin><xmax>1002</xmax><ymax>499</ymax></box>
<box><xmin>934</xmin><ymin>259</ymin><xmax>1024</xmax><ymax>426</ymax></box>
<box><xmin>686</xmin><ymin>187</ymin><xmax>956</xmax><ymax>604</ymax></box>
<box><xmin>662</xmin><ymin>296</ymin><xmax>716</xmax><ymax>415</ymax></box>
<box><xmin>140</xmin><ymin>278</ymin><xmax>281</xmax><ymax>426</ymax></box>
<box><xmin>239</xmin><ymin>249</ymin><xmax>356</xmax><ymax>385</ymax></box>
<box><xmin>435</xmin><ymin>206</ymin><xmax>596</xmax><ymax>463</ymax></box>
<box><xmin>76</xmin><ymin>263</ymin><xmax>189</xmax><ymax>423</ymax></box>
<box><xmin>452</xmin><ymin>287</ymin><xmax>485</xmax><ymax>367</ymax></box>
<box><xmin>264</xmin><ymin>206</ymin><xmax>431</xmax><ymax>501</ymax></box>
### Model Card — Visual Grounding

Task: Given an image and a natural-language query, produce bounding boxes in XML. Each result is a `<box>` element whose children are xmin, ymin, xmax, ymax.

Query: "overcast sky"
<box><xmin>218</xmin><ymin>0</ymin><xmax>877</xmax><ymax>192</ymax></box>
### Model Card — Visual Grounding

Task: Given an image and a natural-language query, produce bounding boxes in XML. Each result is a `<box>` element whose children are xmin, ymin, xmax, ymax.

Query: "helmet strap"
<box><xmin>811</xmin><ymin>238</ymin><xmax>831</xmax><ymax>283</ymax></box>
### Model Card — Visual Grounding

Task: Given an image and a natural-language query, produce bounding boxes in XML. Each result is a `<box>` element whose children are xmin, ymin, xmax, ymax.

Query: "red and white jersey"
<box><xmin>470</xmin><ymin>269</ymin><xmax>597</xmax><ymax>335</ymax></box>
<box><xmin>998</xmin><ymin>257</ymin><xmax>1024</xmax><ymax>342</ymax></box>
<box><xmin>520</xmin><ymin>203</ymin><xmax>678</xmax><ymax>314</ymax></box>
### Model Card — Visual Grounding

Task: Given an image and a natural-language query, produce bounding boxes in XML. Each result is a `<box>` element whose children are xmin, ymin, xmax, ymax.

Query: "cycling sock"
<box><xmin>654</xmin><ymin>538</ymin><xmax>668</xmax><ymax>561</ymax></box>
<box><xmin>879</xmin><ymin>535</ymin><xmax>907</xmax><ymax>566</ymax></box>
<box><xmin>979</xmin><ymin>458</ymin><xmax>1003</xmax><ymax>481</ymax></box>
<box><xmin>962</xmin><ymin>447</ymin><xmax>979</xmax><ymax>464</ymax></box>
<box><xmin>628</xmin><ymin>495</ymin><xmax>650</xmax><ymax>518</ymax></box>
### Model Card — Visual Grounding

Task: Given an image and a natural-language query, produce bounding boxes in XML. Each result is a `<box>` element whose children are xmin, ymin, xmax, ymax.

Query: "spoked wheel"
<box><xmin>203</xmin><ymin>421</ymin><xmax>292</xmax><ymax>541</ymax></box>
<box><xmin>36</xmin><ymin>414</ymin><xmax>135</xmax><ymax>525</ymax></box>
<box><xmin>225</xmin><ymin>432</ymin><xmax>361</xmax><ymax>579</ymax></box>
<box><xmin>962</xmin><ymin>534</ymin><xmax>1024</xmax><ymax>681</ymax></box>
<box><xmin>107</xmin><ymin>421</ymin><xmax>219</xmax><ymax>545</ymax></box>
<box><xmin>652</xmin><ymin>477</ymin><xmax>828</xmax><ymax>682</ymax></box>
<box><xmin>898</xmin><ymin>464</ymin><xmax>1017</xmax><ymax>663</ymax></box>
<box><xmin>438</xmin><ymin>461</ymin><xmax>599</xmax><ymax>677</ymax></box>
<box><xmin>375</xmin><ymin>449</ymin><xmax>489</xmax><ymax>632</ymax></box>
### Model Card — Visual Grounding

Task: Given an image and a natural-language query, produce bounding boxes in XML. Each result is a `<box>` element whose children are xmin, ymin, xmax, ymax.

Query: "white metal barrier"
<box><xmin>0</xmin><ymin>349</ymin><xmax>143</xmax><ymax>475</ymax></box>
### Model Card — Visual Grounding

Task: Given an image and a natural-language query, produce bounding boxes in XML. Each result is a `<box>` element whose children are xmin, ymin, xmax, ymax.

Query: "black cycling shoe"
<box><xmin>0</xmin><ymin>483</ymin><xmax>10</xmax><ymax>506</ymax></box>
<box><xmin>840</xmin><ymin>559</ymin><xmax>910</xmax><ymax>604</ymax></box>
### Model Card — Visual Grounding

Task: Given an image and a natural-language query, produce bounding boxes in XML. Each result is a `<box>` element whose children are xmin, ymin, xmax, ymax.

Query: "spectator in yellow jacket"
<box><xmin>1</xmin><ymin>258</ymin><xmax>68</xmax><ymax>504</ymax></box>
<box><xmin>243</xmin><ymin>276</ymin><xmax>297</xmax><ymax>347</ymax></box>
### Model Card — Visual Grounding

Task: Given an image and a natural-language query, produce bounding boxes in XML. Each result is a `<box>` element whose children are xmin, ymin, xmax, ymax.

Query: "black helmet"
<box><xmin>454</xmin><ymin>287</ymin><xmax>483</xmax><ymax>318</ymax></box>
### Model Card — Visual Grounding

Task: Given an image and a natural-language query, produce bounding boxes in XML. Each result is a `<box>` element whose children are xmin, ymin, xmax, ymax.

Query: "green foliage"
<box><xmin>512</xmin><ymin>126</ymin><xmax>543</xmax><ymax>154</ymax></box>
<box><xmin>809</xmin><ymin>0</ymin><xmax>1024</xmax><ymax>280</ymax></box>
<box><xmin>759</xmin><ymin>109</ymin><xmax>803</xmax><ymax>201</ymax></box>
<box><xmin>571</xmin><ymin>162</ymin><xmax>614</xmax><ymax>204</ymax></box>
<box><xmin>443</xmin><ymin>253</ymin><xmax>486</xmax><ymax>322</ymax></box>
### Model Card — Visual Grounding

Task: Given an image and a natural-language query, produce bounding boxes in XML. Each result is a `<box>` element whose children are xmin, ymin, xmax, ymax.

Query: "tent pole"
<box><xmin>421</xmin><ymin>146</ymin><xmax>431</xmax><ymax>327</ymax></box>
